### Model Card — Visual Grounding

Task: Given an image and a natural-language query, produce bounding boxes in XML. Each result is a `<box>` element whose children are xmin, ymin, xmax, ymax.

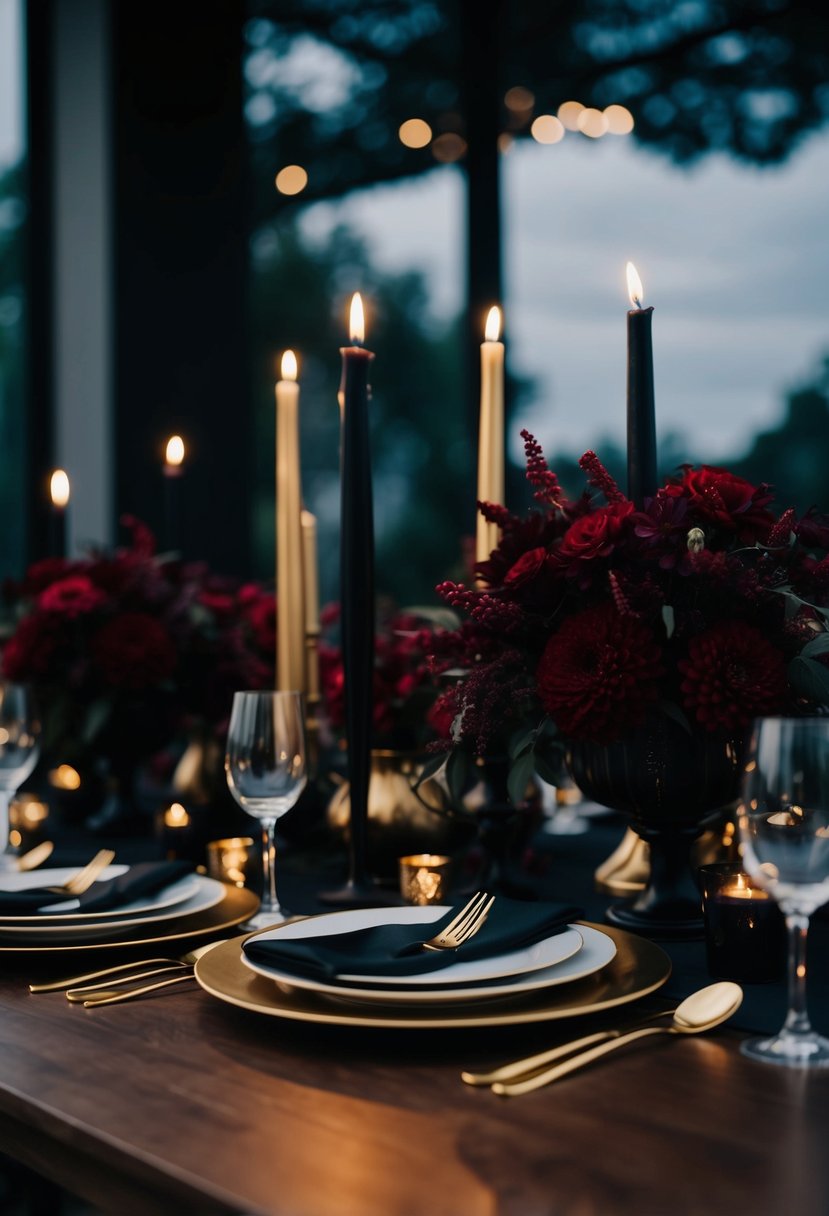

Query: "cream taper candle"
<box><xmin>276</xmin><ymin>350</ymin><xmax>306</xmax><ymax>692</ymax></box>
<box><xmin>475</xmin><ymin>305</ymin><xmax>505</xmax><ymax>566</ymax></box>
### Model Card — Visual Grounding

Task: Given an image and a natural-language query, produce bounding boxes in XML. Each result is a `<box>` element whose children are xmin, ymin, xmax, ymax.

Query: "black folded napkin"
<box><xmin>0</xmin><ymin>861</ymin><xmax>193</xmax><ymax>916</ymax></box>
<box><xmin>242</xmin><ymin>896</ymin><xmax>584</xmax><ymax>983</ymax></box>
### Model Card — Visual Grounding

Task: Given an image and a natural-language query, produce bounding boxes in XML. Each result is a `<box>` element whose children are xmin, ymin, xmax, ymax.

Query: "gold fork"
<box><xmin>30</xmin><ymin>944</ymin><xmax>210</xmax><ymax>993</ymax></box>
<box><xmin>414</xmin><ymin>891</ymin><xmax>494</xmax><ymax>953</ymax></box>
<box><xmin>44</xmin><ymin>849</ymin><xmax>115</xmax><ymax>897</ymax></box>
<box><xmin>65</xmin><ymin>943</ymin><xmax>223</xmax><ymax>1007</ymax></box>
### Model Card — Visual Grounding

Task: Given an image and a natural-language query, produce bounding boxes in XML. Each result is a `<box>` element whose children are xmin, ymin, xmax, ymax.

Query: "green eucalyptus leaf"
<box><xmin>533</xmin><ymin>750</ymin><xmax>564</xmax><ymax>788</ymax></box>
<box><xmin>656</xmin><ymin>699</ymin><xmax>693</xmax><ymax>734</ymax></box>
<box><xmin>82</xmin><ymin>697</ymin><xmax>113</xmax><ymax>745</ymax></box>
<box><xmin>800</xmin><ymin>633</ymin><xmax>829</xmax><ymax>659</ymax></box>
<box><xmin>412</xmin><ymin>752</ymin><xmax>447</xmax><ymax>790</ymax></box>
<box><xmin>508</xmin><ymin>726</ymin><xmax>536</xmax><ymax>760</ymax></box>
<box><xmin>788</xmin><ymin>655</ymin><xmax>829</xmax><ymax>705</ymax></box>
<box><xmin>403</xmin><ymin>606</ymin><xmax>461</xmax><ymax>631</ymax></box>
<box><xmin>445</xmin><ymin>747</ymin><xmax>470</xmax><ymax>804</ymax></box>
<box><xmin>661</xmin><ymin>605</ymin><xmax>676</xmax><ymax>639</ymax></box>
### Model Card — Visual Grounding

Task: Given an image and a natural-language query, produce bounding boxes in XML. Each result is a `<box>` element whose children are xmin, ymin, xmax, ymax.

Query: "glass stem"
<box><xmin>782</xmin><ymin>912</ymin><xmax>813</xmax><ymax>1037</ymax></box>
<box><xmin>0</xmin><ymin>790</ymin><xmax>11</xmax><ymax>855</ymax></box>
<box><xmin>261</xmin><ymin>818</ymin><xmax>278</xmax><ymax>911</ymax></box>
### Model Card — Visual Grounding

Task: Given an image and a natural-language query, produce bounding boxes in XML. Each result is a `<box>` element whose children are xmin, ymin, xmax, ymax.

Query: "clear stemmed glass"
<box><xmin>0</xmin><ymin>682</ymin><xmax>41</xmax><ymax>872</ymax></box>
<box><xmin>737</xmin><ymin>715</ymin><xmax>829</xmax><ymax>1067</ymax></box>
<box><xmin>224</xmin><ymin>691</ymin><xmax>307</xmax><ymax>927</ymax></box>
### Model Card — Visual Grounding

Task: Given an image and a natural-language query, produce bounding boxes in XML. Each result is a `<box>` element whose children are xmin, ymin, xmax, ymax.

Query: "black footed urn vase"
<box><xmin>567</xmin><ymin>716</ymin><xmax>743</xmax><ymax>938</ymax></box>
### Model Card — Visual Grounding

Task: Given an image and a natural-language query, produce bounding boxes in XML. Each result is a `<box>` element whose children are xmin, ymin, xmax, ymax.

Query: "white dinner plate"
<box><xmin>0</xmin><ymin>874</ymin><xmax>228</xmax><ymax>942</ymax></box>
<box><xmin>245</xmin><ymin>923</ymin><xmax>614</xmax><ymax>1006</ymax></box>
<box><xmin>0</xmin><ymin>866</ymin><xmax>202</xmax><ymax>924</ymax></box>
<box><xmin>242</xmin><ymin>907</ymin><xmax>616</xmax><ymax>1005</ymax></box>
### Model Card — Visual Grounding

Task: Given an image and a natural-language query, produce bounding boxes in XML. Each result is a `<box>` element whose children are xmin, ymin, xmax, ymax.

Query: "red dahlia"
<box><xmin>679</xmin><ymin>620</ymin><xmax>787</xmax><ymax>732</ymax></box>
<box><xmin>536</xmin><ymin>604</ymin><xmax>664</xmax><ymax>742</ymax></box>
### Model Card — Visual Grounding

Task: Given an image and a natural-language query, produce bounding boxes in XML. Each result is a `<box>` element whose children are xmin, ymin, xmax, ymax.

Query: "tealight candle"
<box><xmin>156</xmin><ymin>801</ymin><xmax>196</xmax><ymax>861</ymax></box>
<box><xmin>399</xmin><ymin>853</ymin><xmax>452</xmax><ymax>906</ymax></box>
<box><xmin>700</xmin><ymin>864</ymin><xmax>785</xmax><ymax>983</ymax></box>
<box><xmin>206</xmin><ymin>837</ymin><xmax>257</xmax><ymax>888</ymax></box>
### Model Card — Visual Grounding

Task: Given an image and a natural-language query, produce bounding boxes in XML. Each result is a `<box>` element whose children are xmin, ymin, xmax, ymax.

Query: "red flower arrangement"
<box><xmin>1</xmin><ymin>518</ymin><xmax>275</xmax><ymax>765</ymax></box>
<box><xmin>428</xmin><ymin>433</ymin><xmax>829</xmax><ymax>795</ymax></box>
<box><xmin>319</xmin><ymin>601</ymin><xmax>444</xmax><ymax>751</ymax></box>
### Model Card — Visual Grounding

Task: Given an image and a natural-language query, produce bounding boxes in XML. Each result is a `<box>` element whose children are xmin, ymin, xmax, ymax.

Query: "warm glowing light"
<box><xmin>398</xmin><ymin>118</ymin><xmax>432</xmax><ymax>148</ymax></box>
<box><xmin>557</xmin><ymin>100</ymin><xmax>584</xmax><ymax>130</ymax></box>
<box><xmin>504</xmin><ymin>86</ymin><xmax>534</xmax><ymax>112</ymax></box>
<box><xmin>49</xmin><ymin>764</ymin><xmax>81</xmax><ymax>791</ymax></box>
<box><xmin>744</xmin><ymin>760</ymin><xmax>757</xmax><ymax>772</ymax></box>
<box><xmin>485</xmin><ymin>306</ymin><xmax>501</xmax><ymax>343</ymax></box>
<box><xmin>349</xmin><ymin>293</ymin><xmax>365</xmax><ymax>345</ymax></box>
<box><xmin>274</xmin><ymin>164</ymin><xmax>308</xmax><ymax>195</ymax></box>
<box><xmin>626</xmin><ymin>261</ymin><xmax>644</xmax><ymax>308</ymax></box>
<box><xmin>531</xmin><ymin>114</ymin><xmax>565</xmax><ymax>144</ymax></box>
<box><xmin>164</xmin><ymin>802</ymin><xmax>191</xmax><ymax>828</ymax></box>
<box><xmin>431</xmin><ymin>132</ymin><xmax>467</xmax><ymax>163</ymax></box>
<box><xmin>604</xmin><ymin>104</ymin><xmax>635</xmax><ymax>135</ymax></box>
<box><xmin>165</xmin><ymin>435</ymin><xmax>185</xmax><ymax>467</ymax></box>
<box><xmin>498</xmin><ymin>133</ymin><xmax>514</xmax><ymax>153</ymax></box>
<box><xmin>578</xmin><ymin>107</ymin><xmax>609</xmax><ymax>138</ymax></box>
<box><xmin>8</xmin><ymin>830</ymin><xmax>21</xmax><ymax>847</ymax></box>
<box><xmin>50</xmin><ymin>469</ymin><xmax>70</xmax><ymax>508</ymax></box>
<box><xmin>281</xmin><ymin>350</ymin><xmax>298</xmax><ymax>381</ymax></box>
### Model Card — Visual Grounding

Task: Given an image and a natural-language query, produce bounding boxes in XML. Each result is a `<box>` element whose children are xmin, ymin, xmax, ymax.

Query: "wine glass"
<box><xmin>0</xmin><ymin>683</ymin><xmax>41</xmax><ymax>873</ymax></box>
<box><xmin>737</xmin><ymin>716</ymin><xmax>829</xmax><ymax>1067</ymax></box>
<box><xmin>225</xmin><ymin>691</ymin><xmax>306</xmax><ymax>927</ymax></box>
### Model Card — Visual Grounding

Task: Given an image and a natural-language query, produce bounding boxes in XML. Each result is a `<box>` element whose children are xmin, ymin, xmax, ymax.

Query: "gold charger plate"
<box><xmin>194</xmin><ymin>921</ymin><xmax>671</xmax><ymax>1029</ymax></box>
<box><xmin>0</xmin><ymin>885</ymin><xmax>260</xmax><ymax>954</ymax></box>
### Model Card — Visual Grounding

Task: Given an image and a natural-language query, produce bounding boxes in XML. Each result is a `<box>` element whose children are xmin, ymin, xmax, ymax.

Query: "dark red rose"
<box><xmin>536</xmin><ymin>603</ymin><xmax>664</xmax><ymax>742</ymax></box>
<box><xmin>553</xmin><ymin>501</ymin><xmax>634</xmax><ymax>579</ymax></box>
<box><xmin>92</xmin><ymin>613</ymin><xmax>177</xmax><ymax>690</ymax></box>
<box><xmin>16</xmin><ymin>557</ymin><xmax>80</xmax><ymax>597</ymax></box>
<box><xmin>244</xmin><ymin>597</ymin><xmax>276</xmax><ymax>654</ymax></box>
<box><xmin>678</xmin><ymin>620</ymin><xmax>787</xmax><ymax>732</ymax></box>
<box><xmin>504</xmin><ymin>547</ymin><xmax>547</xmax><ymax>588</ymax></box>
<box><xmin>670</xmin><ymin>467</ymin><xmax>774</xmax><ymax>540</ymax></box>
<box><xmin>2</xmin><ymin>614</ymin><xmax>63</xmax><ymax>680</ymax></box>
<box><xmin>38</xmin><ymin>576</ymin><xmax>107</xmax><ymax>618</ymax></box>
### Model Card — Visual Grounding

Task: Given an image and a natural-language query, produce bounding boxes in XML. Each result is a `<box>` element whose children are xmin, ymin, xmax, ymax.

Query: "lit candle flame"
<box><xmin>281</xmin><ymin>349</ymin><xmax>298</xmax><ymax>381</ymax></box>
<box><xmin>165</xmin><ymin>435</ymin><xmax>185</xmax><ymax>467</ymax></box>
<box><xmin>485</xmin><ymin>305</ymin><xmax>501</xmax><ymax>342</ymax></box>
<box><xmin>50</xmin><ymin>469</ymin><xmax>70</xmax><ymax>509</ymax></box>
<box><xmin>626</xmin><ymin>261</ymin><xmax>644</xmax><ymax>308</ymax></box>
<box><xmin>349</xmin><ymin>292</ymin><xmax>365</xmax><ymax>345</ymax></box>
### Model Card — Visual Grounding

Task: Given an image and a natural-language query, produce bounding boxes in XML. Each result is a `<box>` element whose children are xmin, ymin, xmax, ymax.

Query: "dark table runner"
<box><xmin>45</xmin><ymin>811</ymin><xmax>829</xmax><ymax>1036</ymax></box>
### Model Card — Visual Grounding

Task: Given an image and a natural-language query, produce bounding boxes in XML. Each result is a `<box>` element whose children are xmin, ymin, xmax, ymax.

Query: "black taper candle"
<box><xmin>324</xmin><ymin>318</ymin><xmax>382</xmax><ymax>905</ymax></box>
<box><xmin>163</xmin><ymin>465</ymin><xmax>182</xmax><ymax>554</ymax></box>
<box><xmin>625</xmin><ymin>263</ymin><xmax>657</xmax><ymax>507</ymax></box>
<box><xmin>48</xmin><ymin>506</ymin><xmax>67</xmax><ymax>559</ymax></box>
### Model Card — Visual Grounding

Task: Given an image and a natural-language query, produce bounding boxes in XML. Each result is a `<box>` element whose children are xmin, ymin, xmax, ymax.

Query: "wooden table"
<box><xmin>2</xmin><ymin>942</ymin><xmax>829</xmax><ymax>1216</ymax></box>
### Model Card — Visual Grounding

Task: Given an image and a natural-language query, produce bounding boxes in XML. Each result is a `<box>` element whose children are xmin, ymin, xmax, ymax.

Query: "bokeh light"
<box><xmin>432</xmin><ymin>133</ymin><xmax>467</xmax><ymax>163</ymax></box>
<box><xmin>604</xmin><ymin>104</ymin><xmax>635</xmax><ymax>135</ymax></box>
<box><xmin>578</xmin><ymin>108</ymin><xmax>609</xmax><ymax>138</ymax></box>
<box><xmin>557</xmin><ymin>100</ymin><xmax>584</xmax><ymax>131</ymax></box>
<box><xmin>398</xmin><ymin>118</ymin><xmax>432</xmax><ymax>148</ymax></box>
<box><xmin>505</xmin><ymin>86</ymin><xmax>534</xmax><ymax>112</ymax></box>
<box><xmin>531</xmin><ymin>115</ymin><xmax>565</xmax><ymax>145</ymax></box>
<box><xmin>274</xmin><ymin>164</ymin><xmax>308</xmax><ymax>195</ymax></box>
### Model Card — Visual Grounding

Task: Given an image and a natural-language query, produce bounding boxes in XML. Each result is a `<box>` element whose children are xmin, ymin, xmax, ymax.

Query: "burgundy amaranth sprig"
<box><xmin>436</xmin><ymin>581</ymin><xmax>524</xmax><ymax>633</ymax></box>
<box><xmin>578</xmin><ymin>451</ymin><xmax>626</xmax><ymax>504</ymax></box>
<box><xmin>767</xmin><ymin>508</ymin><xmax>796</xmax><ymax>549</ymax></box>
<box><xmin>608</xmin><ymin>571</ymin><xmax>632</xmax><ymax>616</ymax></box>
<box><xmin>521</xmin><ymin>430</ymin><xmax>563</xmax><ymax>506</ymax></box>
<box><xmin>478</xmin><ymin>501</ymin><xmax>514</xmax><ymax>528</ymax></box>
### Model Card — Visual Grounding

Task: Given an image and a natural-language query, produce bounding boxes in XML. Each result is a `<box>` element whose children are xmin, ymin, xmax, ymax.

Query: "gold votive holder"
<box><xmin>8</xmin><ymin>794</ymin><xmax>50</xmax><ymax>852</ymax></box>
<box><xmin>399</xmin><ymin>853</ymin><xmax>452</xmax><ymax>906</ymax></box>
<box><xmin>207</xmin><ymin>837</ymin><xmax>257</xmax><ymax>888</ymax></box>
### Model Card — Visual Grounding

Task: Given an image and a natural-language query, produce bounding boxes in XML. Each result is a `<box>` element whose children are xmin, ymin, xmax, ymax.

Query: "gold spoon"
<box><xmin>491</xmin><ymin>982</ymin><xmax>743</xmax><ymax>1097</ymax></box>
<box><xmin>16</xmin><ymin>841</ymin><xmax>55</xmax><ymax>872</ymax></box>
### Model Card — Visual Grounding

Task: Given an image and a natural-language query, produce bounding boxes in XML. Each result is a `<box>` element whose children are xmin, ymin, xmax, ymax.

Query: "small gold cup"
<box><xmin>398</xmin><ymin>853</ymin><xmax>452</xmax><ymax>906</ymax></box>
<box><xmin>207</xmin><ymin>837</ymin><xmax>256</xmax><ymax>888</ymax></box>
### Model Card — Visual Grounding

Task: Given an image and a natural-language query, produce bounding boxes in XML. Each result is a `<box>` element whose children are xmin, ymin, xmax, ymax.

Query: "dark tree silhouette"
<box><xmin>245</xmin><ymin>0</ymin><xmax>829</xmax><ymax>429</ymax></box>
